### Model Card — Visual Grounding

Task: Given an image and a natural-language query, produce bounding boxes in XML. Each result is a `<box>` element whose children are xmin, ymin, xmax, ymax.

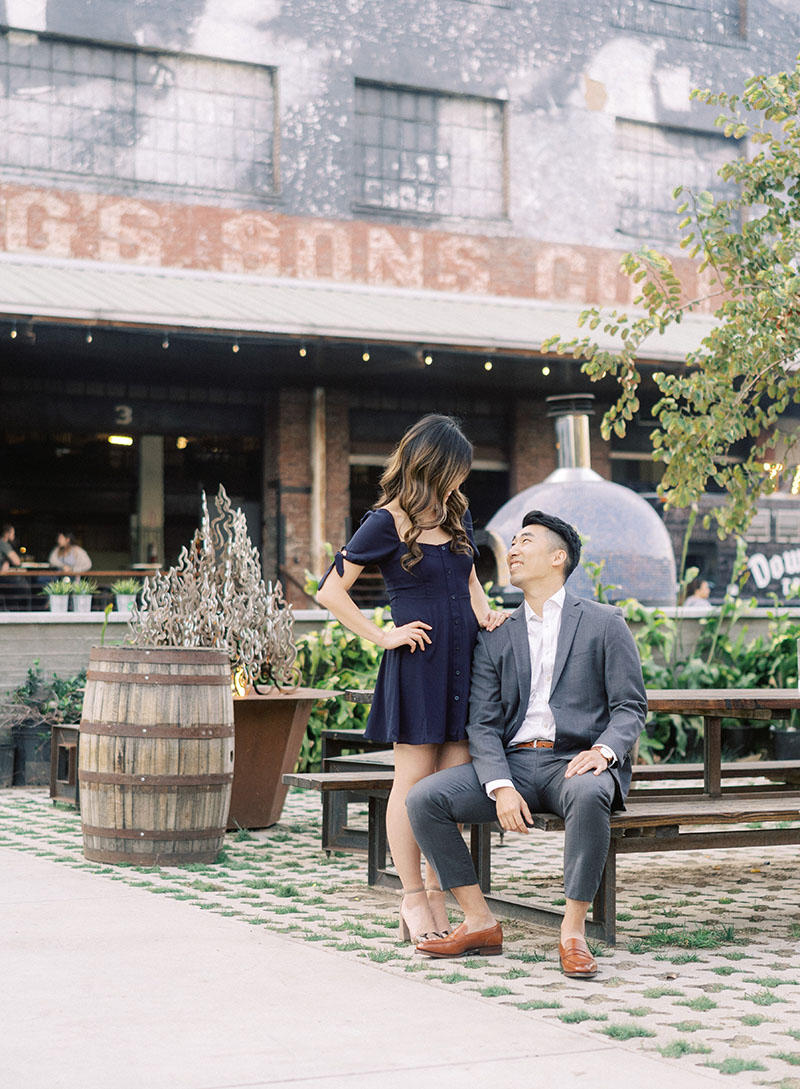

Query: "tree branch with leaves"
<box><xmin>543</xmin><ymin>55</ymin><xmax>800</xmax><ymax>539</ymax></box>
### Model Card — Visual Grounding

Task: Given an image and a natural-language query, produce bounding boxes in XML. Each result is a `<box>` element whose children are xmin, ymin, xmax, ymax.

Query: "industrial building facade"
<box><xmin>1</xmin><ymin>1</ymin><xmax>798</xmax><ymax>602</ymax></box>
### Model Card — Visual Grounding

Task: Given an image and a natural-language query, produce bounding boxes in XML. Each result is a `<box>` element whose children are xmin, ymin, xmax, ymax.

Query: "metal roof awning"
<box><xmin>0</xmin><ymin>252</ymin><xmax>716</xmax><ymax>362</ymax></box>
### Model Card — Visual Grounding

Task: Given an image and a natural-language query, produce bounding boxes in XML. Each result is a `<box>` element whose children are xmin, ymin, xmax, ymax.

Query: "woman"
<box><xmin>316</xmin><ymin>415</ymin><xmax>505</xmax><ymax>942</ymax></box>
<box><xmin>48</xmin><ymin>531</ymin><xmax>92</xmax><ymax>573</ymax></box>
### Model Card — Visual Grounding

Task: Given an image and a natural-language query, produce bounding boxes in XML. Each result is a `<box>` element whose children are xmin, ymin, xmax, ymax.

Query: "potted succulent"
<box><xmin>110</xmin><ymin>576</ymin><xmax>141</xmax><ymax>613</ymax></box>
<box><xmin>42</xmin><ymin>577</ymin><xmax>73</xmax><ymax>612</ymax></box>
<box><xmin>71</xmin><ymin>577</ymin><xmax>98</xmax><ymax>612</ymax></box>
<box><xmin>2</xmin><ymin>662</ymin><xmax>85</xmax><ymax>786</ymax></box>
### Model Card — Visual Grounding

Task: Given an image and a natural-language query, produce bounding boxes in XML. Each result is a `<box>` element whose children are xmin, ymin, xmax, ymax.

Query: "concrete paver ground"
<box><xmin>2</xmin><ymin>786</ymin><xmax>799</xmax><ymax>1088</ymax></box>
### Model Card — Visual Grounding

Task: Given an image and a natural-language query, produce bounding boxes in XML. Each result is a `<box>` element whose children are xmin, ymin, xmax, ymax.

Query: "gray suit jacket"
<box><xmin>467</xmin><ymin>591</ymin><xmax>647</xmax><ymax>809</ymax></box>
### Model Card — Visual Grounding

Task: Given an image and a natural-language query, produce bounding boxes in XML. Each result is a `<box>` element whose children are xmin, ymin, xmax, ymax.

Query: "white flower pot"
<box><xmin>72</xmin><ymin>595</ymin><xmax>92</xmax><ymax>613</ymax></box>
<box><xmin>115</xmin><ymin>594</ymin><xmax>137</xmax><ymax>613</ymax></box>
<box><xmin>48</xmin><ymin>596</ymin><xmax>70</xmax><ymax>613</ymax></box>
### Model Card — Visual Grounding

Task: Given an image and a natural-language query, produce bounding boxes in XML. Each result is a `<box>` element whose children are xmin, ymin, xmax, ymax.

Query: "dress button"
<box><xmin>455</xmin><ymin>645</ymin><xmax>460</xmax><ymax>651</ymax></box>
<box><xmin>454</xmin><ymin>695</ymin><xmax>460</xmax><ymax>701</ymax></box>
<box><xmin>451</xmin><ymin>594</ymin><xmax>456</xmax><ymax>600</ymax></box>
<box><xmin>441</xmin><ymin>545</ymin><xmax>447</xmax><ymax>550</ymax></box>
<box><xmin>455</xmin><ymin>670</ymin><xmax>461</xmax><ymax>676</ymax></box>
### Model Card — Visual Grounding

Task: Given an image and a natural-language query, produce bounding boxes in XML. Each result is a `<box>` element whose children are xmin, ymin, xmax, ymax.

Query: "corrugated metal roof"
<box><xmin>0</xmin><ymin>252</ymin><xmax>715</xmax><ymax>361</ymax></box>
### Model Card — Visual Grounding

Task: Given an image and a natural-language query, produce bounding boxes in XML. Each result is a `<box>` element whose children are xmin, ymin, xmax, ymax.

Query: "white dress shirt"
<box><xmin>484</xmin><ymin>587</ymin><xmax>614</xmax><ymax>798</ymax></box>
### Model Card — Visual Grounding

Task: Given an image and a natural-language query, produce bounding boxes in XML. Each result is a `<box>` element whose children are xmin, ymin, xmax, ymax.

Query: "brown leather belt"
<box><xmin>511</xmin><ymin>739</ymin><xmax>554</xmax><ymax>750</ymax></box>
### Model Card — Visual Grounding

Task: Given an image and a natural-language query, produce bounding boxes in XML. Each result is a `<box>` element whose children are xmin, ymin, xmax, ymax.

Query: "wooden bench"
<box><xmin>283</xmin><ymin>764</ymin><xmax>800</xmax><ymax>944</ymax></box>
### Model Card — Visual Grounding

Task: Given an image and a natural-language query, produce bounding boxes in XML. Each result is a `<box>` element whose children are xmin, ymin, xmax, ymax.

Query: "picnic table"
<box><xmin>285</xmin><ymin>687</ymin><xmax>800</xmax><ymax>942</ymax></box>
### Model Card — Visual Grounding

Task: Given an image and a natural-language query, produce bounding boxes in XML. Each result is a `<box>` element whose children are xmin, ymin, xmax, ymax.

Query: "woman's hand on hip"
<box><xmin>381</xmin><ymin>621</ymin><xmax>432</xmax><ymax>652</ymax></box>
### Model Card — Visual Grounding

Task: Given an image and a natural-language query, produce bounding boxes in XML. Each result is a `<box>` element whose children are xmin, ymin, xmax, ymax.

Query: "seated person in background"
<box><xmin>48</xmin><ymin>531</ymin><xmax>92</xmax><ymax>572</ymax></box>
<box><xmin>682</xmin><ymin>576</ymin><xmax>712</xmax><ymax>610</ymax></box>
<box><xmin>0</xmin><ymin>523</ymin><xmax>22</xmax><ymax>572</ymax></box>
<box><xmin>0</xmin><ymin>523</ymin><xmax>30</xmax><ymax>608</ymax></box>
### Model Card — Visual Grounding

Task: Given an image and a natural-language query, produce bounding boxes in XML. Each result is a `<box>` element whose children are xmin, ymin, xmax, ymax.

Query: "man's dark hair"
<box><xmin>522</xmin><ymin>510</ymin><xmax>582</xmax><ymax>581</ymax></box>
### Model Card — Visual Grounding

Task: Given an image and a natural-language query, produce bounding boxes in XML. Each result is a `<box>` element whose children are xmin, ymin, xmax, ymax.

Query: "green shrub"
<box><xmin>293</xmin><ymin>613</ymin><xmax>386</xmax><ymax>771</ymax></box>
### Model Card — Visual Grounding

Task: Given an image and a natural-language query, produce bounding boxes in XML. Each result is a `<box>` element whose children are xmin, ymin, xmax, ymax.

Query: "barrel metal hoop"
<box><xmin>89</xmin><ymin>648</ymin><xmax>230</xmax><ymax>666</ymax></box>
<box><xmin>79</xmin><ymin>771</ymin><xmax>233</xmax><ymax>787</ymax></box>
<box><xmin>86</xmin><ymin>670</ymin><xmax>231</xmax><ymax>686</ymax></box>
<box><xmin>81</xmin><ymin>825</ymin><xmax>226</xmax><ymax>841</ymax></box>
<box><xmin>82</xmin><ymin>848</ymin><xmax>221</xmax><ymax>865</ymax></box>
<box><xmin>80</xmin><ymin>720</ymin><xmax>234</xmax><ymax>739</ymax></box>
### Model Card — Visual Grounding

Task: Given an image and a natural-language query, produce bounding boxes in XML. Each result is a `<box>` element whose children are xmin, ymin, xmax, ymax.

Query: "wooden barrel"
<box><xmin>79</xmin><ymin>646</ymin><xmax>234</xmax><ymax>866</ymax></box>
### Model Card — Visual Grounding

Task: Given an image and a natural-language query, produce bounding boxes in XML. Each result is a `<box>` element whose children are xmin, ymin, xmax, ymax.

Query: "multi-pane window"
<box><xmin>0</xmin><ymin>29</ymin><xmax>275</xmax><ymax>198</ymax></box>
<box><xmin>613</xmin><ymin>0</ymin><xmax>744</xmax><ymax>43</ymax></box>
<box><xmin>354</xmin><ymin>81</ymin><xmax>505</xmax><ymax>219</ymax></box>
<box><xmin>616</xmin><ymin>120</ymin><xmax>740</xmax><ymax>241</ymax></box>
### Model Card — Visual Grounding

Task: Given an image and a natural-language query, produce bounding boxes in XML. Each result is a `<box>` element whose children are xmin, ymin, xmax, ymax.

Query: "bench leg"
<box><xmin>470</xmin><ymin>823</ymin><xmax>492</xmax><ymax>893</ymax></box>
<box><xmin>367</xmin><ymin>795</ymin><xmax>388</xmax><ymax>886</ymax></box>
<box><xmin>590</xmin><ymin>840</ymin><xmax>617</xmax><ymax>945</ymax></box>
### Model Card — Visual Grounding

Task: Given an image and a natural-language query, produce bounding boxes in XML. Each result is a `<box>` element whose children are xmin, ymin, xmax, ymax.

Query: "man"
<box><xmin>0</xmin><ymin>524</ymin><xmax>22</xmax><ymax>572</ymax></box>
<box><xmin>0</xmin><ymin>523</ymin><xmax>30</xmax><ymax>609</ymax></box>
<box><xmin>406</xmin><ymin>510</ymin><xmax>646</xmax><ymax>978</ymax></box>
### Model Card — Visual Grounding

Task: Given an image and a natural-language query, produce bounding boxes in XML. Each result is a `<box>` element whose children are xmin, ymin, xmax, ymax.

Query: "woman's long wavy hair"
<box><xmin>376</xmin><ymin>414</ymin><xmax>474</xmax><ymax>572</ymax></box>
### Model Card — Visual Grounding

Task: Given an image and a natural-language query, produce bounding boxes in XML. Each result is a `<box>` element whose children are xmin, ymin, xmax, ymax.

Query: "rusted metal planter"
<box><xmin>228</xmin><ymin>688</ymin><xmax>338</xmax><ymax>830</ymax></box>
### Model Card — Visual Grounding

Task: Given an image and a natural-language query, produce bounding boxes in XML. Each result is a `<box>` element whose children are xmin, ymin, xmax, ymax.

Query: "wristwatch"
<box><xmin>591</xmin><ymin>743</ymin><xmax>616</xmax><ymax>766</ymax></box>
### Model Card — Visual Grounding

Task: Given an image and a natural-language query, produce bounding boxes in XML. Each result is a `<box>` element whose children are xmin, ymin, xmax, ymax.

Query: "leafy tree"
<box><xmin>543</xmin><ymin>55</ymin><xmax>800</xmax><ymax>538</ymax></box>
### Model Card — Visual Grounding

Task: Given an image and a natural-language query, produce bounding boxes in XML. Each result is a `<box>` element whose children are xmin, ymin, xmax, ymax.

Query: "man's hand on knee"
<box><xmin>565</xmin><ymin>749</ymin><xmax>609</xmax><ymax>778</ymax></box>
<box><xmin>494</xmin><ymin>786</ymin><xmax>533</xmax><ymax>833</ymax></box>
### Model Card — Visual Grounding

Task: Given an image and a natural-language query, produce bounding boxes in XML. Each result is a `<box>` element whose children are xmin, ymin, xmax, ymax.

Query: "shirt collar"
<box><xmin>524</xmin><ymin>586</ymin><xmax>566</xmax><ymax>624</ymax></box>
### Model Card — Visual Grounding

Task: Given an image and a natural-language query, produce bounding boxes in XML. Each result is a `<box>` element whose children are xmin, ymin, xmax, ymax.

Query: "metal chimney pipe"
<box><xmin>545</xmin><ymin>394</ymin><xmax>600</xmax><ymax>482</ymax></box>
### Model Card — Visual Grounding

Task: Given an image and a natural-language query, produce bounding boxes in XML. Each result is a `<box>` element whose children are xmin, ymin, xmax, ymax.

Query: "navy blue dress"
<box><xmin>319</xmin><ymin>508</ymin><xmax>480</xmax><ymax>745</ymax></box>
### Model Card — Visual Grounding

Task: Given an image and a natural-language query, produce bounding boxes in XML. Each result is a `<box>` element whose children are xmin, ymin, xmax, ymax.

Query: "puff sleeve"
<box><xmin>317</xmin><ymin>509</ymin><xmax>399</xmax><ymax>589</ymax></box>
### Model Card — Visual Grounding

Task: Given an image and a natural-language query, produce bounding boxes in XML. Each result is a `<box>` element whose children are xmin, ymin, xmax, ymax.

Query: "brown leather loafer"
<box><xmin>559</xmin><ymin>937</ymin><xmax>597</xmax><ymax>979</ymax></box>
<box><xmin>416</xmin><ymin>920</ymin><xmax>503</xmax><ymax>958</ymax></box>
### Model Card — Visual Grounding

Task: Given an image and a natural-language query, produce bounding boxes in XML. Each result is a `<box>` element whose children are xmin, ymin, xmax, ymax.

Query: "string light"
<box><xmin>299</xmin><ymin>343</ymin><xmax>307</xmax><ymax>357</ymax></box>
<box><xmin>542</xmin><ymin>366</ymin><xmax>551</xmax><ymax>376</ymax></box>
<box><xmin>85</xmin><ymin>331</ymin><xmax>93</xmax><ymax>344</ymax></box>
<box><xmin>108</xmin><ymin>435</ymin><xmax>134</xmax><ymax>447</ymax></box>
<box><xmin>484</xmin><ymin>360</ymin><xmax>493</xmax><ymax>371</ymax></box>
<box><xmin>362</xmin><ymin>347</ymin><xmax>370</xmax><ymax>362</ymax></box>
<box><xmin>424</xmin><ymin>353</ymin><xmax>433</xmax><ymax>366</ymax></box>
<box><xmin>232</xmin><ymin>341</ymin><xmax>240</xmax><ymax>354</ymax></box>
<box><xmin>162</xmin><ymin>335</ymin><xmax>170</xmax><ymax>350</ymax></box>
<box><xmin>10</xmin><ymin>323</ymin><xmax>17</xmax><ymax>339</ymax></box>
<box><xmin>176</xmin><ymin>436</ymin><xmax>188</xmax><ymax>450</ymax></box>
<box><xmin>792</xmin><ymin>467</ymin><xmax>800</xmax><ymax>496</ymax></box>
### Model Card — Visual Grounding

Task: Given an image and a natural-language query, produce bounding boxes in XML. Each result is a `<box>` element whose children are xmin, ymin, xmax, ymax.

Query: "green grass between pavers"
<box><xmin>746</xmin><ymin>989</ymin><xmax>786</xmax><ymax>1005</ymax></box>
<box><xmin>621</xmin><ymin>1006</ymin><xmax>652</xmax><ymax>1017</ymax></box>
<box><xmin>429</xmin><ymin>971</ymin><xmax>472</xmax><ymax>984</ymax></box>
<box><xmin>642</xmin><ymin>987</ymin><xmax>685</xmax><ymax>998</ymax></box>
<box><xmin>657</xmin><ymin>1040</ymin><xmax>712</xmax><ymax>1058</ymax></box>
<box><xmin>676</xmin><ymin>996</ymin><xmax>717</xmax><ymax>1011</ymax></box>
<box><xmin>479</xmin><ymin>985</ymin><xmax>513</xmax><ymax>998</ymax></box>
<box><xmin>771</xmin><ymin>1052</ymin><xmax>800</xmax><ymax>1066</ymax></box>
<box><xmin>704</xmin><ymin>1058</ymin><xmax>767</xmax><ymax>1074</ymax></box>
<box><xmin>749</xmin><ymin>975</ymin><xmax>797</xmax><ymax>988</ymax></box>
<box><xmin>600</xmin><ymin>1024</ymin><xmax>656</xmax><ymax>1041</ymax></box>
<box><xmin>627</xmin><ymin>924</ymin><xmax>736</xmax><ymax>954</ymax></box>
<box><xmin>669</xmin><ymin>1021</ymin><xmax>705</xmax><ymax>1032</ymax></box>
<box><xmin>514</xmin><ymin>999</ymin><xmax>562</xmax><ymax>1011</ymax></box>
<box><xmin>558</xmin><ymin>1010</ymin><xmax>608</xmax><ymax>1023</ymax></box>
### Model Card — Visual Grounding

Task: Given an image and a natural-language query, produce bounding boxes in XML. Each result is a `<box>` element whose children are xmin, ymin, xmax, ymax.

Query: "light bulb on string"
<box><xmin>232</xmin><ymin>341</ymin><xmax>240</xmax><ymax>354</ymax></box>
<box><xmin>484</xmin><ymin>359</ymin><xmax>493</xmax><ymax>372</ymax></box>
<box><xmin>424</xmin><ymin>353</ymin><xmax>433</xmax><ymax>366</ymax></box>
<box><xmin>10</xmin><ymin>323</ymin><xmax>17</xmax><ymax>340</ymax></box>
<box><xmin>86</xmin><ymin>330</ymin><xmax>93</xmax><ymax>344</ymax></box>
<box><xmin>162</xmin><ymin>335</ymin><xmax>170</xmax><ymax>350</ymax></box>
<box><xmin>542</xmin><ymin>366</ymin><xmax>551</xmax><ymax>376</ymax></box>
<box><xmin>299</xmin><ymin>343</ymin><xmax>307</xmax><ymax>358</ymax></box>
<box><xmin>362</xmin><ymin>347</ymin><xmax>370</xmax><ymax>362</ymax></box>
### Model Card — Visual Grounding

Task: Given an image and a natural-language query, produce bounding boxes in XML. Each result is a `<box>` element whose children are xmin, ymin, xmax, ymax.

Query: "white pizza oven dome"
<box><xmin>487</xmin><ymin>395</ymin><xmax>677</xmax><ymax>606</ymax></box>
